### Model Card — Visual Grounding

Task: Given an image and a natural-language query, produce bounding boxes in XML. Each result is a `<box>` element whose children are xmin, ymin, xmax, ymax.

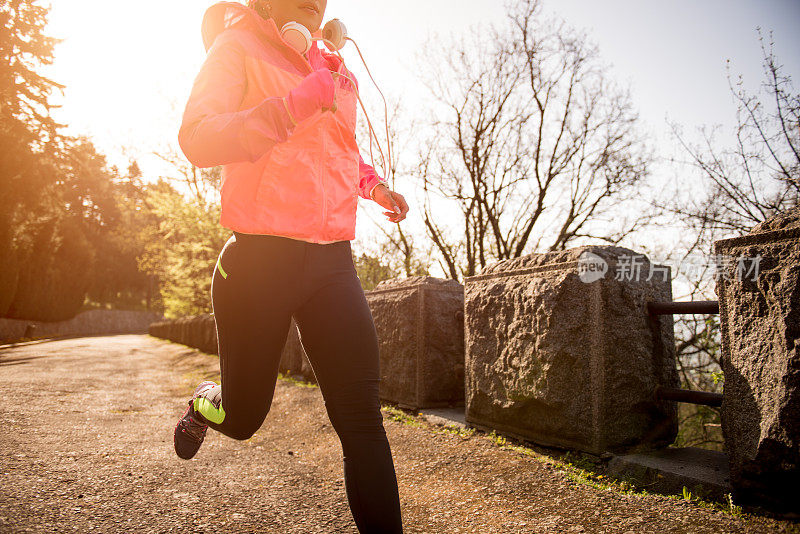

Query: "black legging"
<box><xmin>208</xmin><ymin>231</ymin><xmax>403</xmax><ymax>533</ymax></box>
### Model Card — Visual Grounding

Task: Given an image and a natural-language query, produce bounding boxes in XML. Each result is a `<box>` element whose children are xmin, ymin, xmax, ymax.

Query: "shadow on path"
<box><xmin>0</xmin><ymin>335</ymin><xmax>795</xmax><ymax>533</ymax></box>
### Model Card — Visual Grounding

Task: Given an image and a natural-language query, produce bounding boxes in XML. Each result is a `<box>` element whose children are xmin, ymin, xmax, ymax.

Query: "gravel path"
<box><xmin>0</xmin><ymin>335</ymin><xmax>795</xmax><ymax>533</ymax></box>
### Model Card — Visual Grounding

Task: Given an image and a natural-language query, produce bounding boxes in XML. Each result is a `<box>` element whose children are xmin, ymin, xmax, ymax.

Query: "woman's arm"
<box><xmin>179</xmin><ymin>30</ymin><xmax>290</xmax><ymax>168</ymax></box>
<box><xmin>357</xmin><ymin>155</ymin><xmax>409</xmax><ymax>223</ymax></box>
<box><xmin>178</xmin><ymin>30</ymin><xmax>334</xmax><ymax>168</ymax></box>
<box><xmin>358</xmin><ymin>155</ymin><xmax>388</xmax><ymax>201</ymax></box>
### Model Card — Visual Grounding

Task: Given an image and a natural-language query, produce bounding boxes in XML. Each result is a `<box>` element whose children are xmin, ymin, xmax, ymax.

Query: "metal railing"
<box><xmin>655</xmin><ymin>385</ymin><xmax>722</xmax><ymax>407</ymax></box>
<box><xmin>647</xmin><ymin>300</ymin><xmax>719</xmax><ymax>315</ymax></box>
<box><xmin>648</xmin><ymin>300</ymin><xmax>722</xmax><ymax>407</ymax></box>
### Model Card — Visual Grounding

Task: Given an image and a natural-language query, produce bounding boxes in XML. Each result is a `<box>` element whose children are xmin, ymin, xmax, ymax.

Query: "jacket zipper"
<box><xmin>269</xmin><ymin>25</ymin><xmax>332</xmax><ymax>235</ymax></box>
<box><xmin>319</xmin><ymin>62</ymin><xmax>345</xmax><ymax>235</ymax></box>
<box><xmin>321</xmin><ymin>129</ymin><xmax>327</xmax><ymax>232</ymax></box>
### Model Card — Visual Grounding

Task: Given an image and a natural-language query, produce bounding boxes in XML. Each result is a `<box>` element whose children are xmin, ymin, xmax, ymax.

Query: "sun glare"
<box><xmin>42</xmin><ymin>0</ymin><xmax>213</xmax><ymax>171</ymax></box>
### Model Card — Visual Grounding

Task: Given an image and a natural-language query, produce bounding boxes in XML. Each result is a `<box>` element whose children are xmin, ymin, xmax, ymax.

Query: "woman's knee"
<box><xmin>226</xmin><ymin>420</ymin><xmax>262</xmax><ymax>441</ymax></box>
<box><xmin>221</xmin><ymin>409</ymin><xmax>269</xmax><ymax>440</ymax></box>
<box><xmin>326</xmin><ymin>400</ymin><xmax>386</xmax><ymax>438</ymax></box>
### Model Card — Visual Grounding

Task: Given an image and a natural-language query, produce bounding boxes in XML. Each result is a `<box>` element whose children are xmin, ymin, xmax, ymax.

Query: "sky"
<box><xmin>40</xmin><ymin>0</ymin><xmax>800</xmax><ymax>270</ymax></box>
<box><xmin>41</xmin><ymin>0</ymin><xmax>799</xmax><ymax>165</ymax></box>
<box><xmin>547</xmin><ymin>0</ymin><xmax>799</xmax><ymax>146</ymax></box>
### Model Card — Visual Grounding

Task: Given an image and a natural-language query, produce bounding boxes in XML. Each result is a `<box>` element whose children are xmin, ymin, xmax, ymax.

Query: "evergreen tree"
<box><xmin>353</xmin><ymin>252</ymin><xmax>399</xmax><ymax>291</ymax></box>
<box><xmin>137</xmin><ymin>179</ymin><xmax>229</xmax><ymax>318</ymax></box>
<box><xmin>0</xmin><ymin>0</ymin><xmax>65</xmax><ymax>316</ymax></box>
<box><xmin>0</xmin><ymin>1</ymin><xmax>148</xmax><ymax>319</ymax></box>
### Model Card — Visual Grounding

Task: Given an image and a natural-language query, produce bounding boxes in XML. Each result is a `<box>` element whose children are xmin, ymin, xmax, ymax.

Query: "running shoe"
<box><xmin>173</xmin><ymin>380</ymin><xmax>218</xmax><ymax>460</ymax></box>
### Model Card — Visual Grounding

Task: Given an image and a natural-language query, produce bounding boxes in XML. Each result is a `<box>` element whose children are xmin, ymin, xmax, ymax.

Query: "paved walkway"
<box><xmin>0</xmin><ymin>335</ymin><xmax>794</xmax><ymax>533</ymax></box>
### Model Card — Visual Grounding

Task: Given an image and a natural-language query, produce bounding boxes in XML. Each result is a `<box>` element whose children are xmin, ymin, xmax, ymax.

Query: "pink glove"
<box><xmin>283</xmin><ymin>68</ymin><xmax>336</xmax><ymax>125</ymax></box>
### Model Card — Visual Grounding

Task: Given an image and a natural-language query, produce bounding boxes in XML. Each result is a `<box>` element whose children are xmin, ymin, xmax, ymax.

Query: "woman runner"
<box><xmin>173</xmin><ymin>1</ymin><xmax>408</xmax><ymax>532</ymax></box>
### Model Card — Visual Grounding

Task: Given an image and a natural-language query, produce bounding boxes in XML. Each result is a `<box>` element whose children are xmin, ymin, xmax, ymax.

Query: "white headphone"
<box><xmin>279</xmin><ymin>18</ymin><xmax>394</xmax><ymax>183</ymax></box>
<box><xmin>280</xmin><ymin>19</ymin><xmax>347</xmax><ymax>54</ymax></box>
<box><xmin>321</xmin><ymin>19</ymin><xmax>347</xmax><ymax>51</ymax></box>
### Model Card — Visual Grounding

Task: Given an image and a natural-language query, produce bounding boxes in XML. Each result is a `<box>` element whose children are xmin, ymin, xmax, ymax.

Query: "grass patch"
<box><xmin>277</xmin><ymin>372</ymin><xmax>318</xmax><ymax>389</ymax></box>
<box><xmin>380</xmin><ymin>404</ymin><xmax>427</xmax><ymax>428</ymax></box>
<box><xmin>369</xmin><ymin>405</ymin><xmax>775</xmax><ymax>522</ymax></box>
<box><xmin>225</xmin><ymin>375</ymin><xmax>796</xmax><ymax>528</ymax></box>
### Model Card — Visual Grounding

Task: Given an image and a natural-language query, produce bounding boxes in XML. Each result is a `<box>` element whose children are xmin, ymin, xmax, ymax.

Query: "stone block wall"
<box><xmin>149</xmin><ymin>314</ymin><xmax>217</xmax><ymax>354</ymax></box>
<box><xmin>1</xmin><ymin>309</ymin><xmax>164</xmax><ymax>344</ymax></box>
<box><xmin>366</xmin><ymin>276</ymin><xmax>465</xmax><ymax>410</ymax></box>
<box><xmin>278</xmin><ymin>317</ymin><xmax>316</xmax><ymax>383</ymax></box>
<box><xmin>714</xmin><ymin>207</ymin><xmax>800</xmax><ymax>511</ymax></box>
<box><xmin>464</xmin><ymin>246</ymin><xmax>679</xmax><ymax>456</ymax></box>
<box><xmin>148</xmin><ymin>314</ymin><xmax>318</xmax><ymax>384</ymax></box>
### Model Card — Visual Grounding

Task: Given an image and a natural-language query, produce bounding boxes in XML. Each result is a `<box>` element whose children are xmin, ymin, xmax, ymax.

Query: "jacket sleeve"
<box><xmin>178</xmin><ymin>30</ymin><xmax>296</xmax><ymax>168</ymax></box>
<box><xmin>357</xmin><ymin>155</ymin><xmax>388</xmax><ymax>201</ymax></box>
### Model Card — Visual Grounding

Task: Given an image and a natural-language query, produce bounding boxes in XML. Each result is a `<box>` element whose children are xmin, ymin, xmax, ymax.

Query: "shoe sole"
<box><xmin>173</xmin><ymin>402</ymin><xmax>206</xmax><ymax>460</ymax></box>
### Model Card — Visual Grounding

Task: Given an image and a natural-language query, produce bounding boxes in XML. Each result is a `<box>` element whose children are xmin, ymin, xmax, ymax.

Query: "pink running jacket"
<box><xmin>178</xmin><ymin>1</ymin><xmax>387</xmax><ymax>244</ymax></box>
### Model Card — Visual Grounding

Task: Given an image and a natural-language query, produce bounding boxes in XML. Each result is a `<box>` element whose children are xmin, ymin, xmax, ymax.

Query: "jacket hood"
<box><xmin>201</xmin><ymin>1</ymin><xmax>323</xmax><ymax>54</ymax></box>
<box><xmin>202</xmin><ymin>2</ymin><xmax>264</xmax><ymax>52</ymax></box>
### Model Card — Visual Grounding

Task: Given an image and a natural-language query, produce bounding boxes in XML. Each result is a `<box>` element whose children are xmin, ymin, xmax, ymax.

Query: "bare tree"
<box><xmin>153</xmin><ymin>148</ymin><xmax>221</xmax><ymax>205</ymax></box>
<box><xmin>149</xmin><ymin>97</ymin><xmax>222</xmax><ymax>205</ymax></box>
<box><xmin>356</xmin><ymin>96</ymin><xmax>433</xmax><ymax>277</ymax></box>
<box><xmin>667</xmin><ymin>31</ymin><xmax>799</xmax><ymax>241</ymax></box>
<box><xmin>415</xmin><ymin>0</ymin><xmax>651</xmax><ymax>281</ymax></box>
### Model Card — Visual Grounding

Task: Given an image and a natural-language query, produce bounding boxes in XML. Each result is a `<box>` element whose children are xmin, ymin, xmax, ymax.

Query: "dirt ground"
<box><xmin>0</xmin><ymin>334</ymin><xmax>796</xmax><ymax>533</ymax></box>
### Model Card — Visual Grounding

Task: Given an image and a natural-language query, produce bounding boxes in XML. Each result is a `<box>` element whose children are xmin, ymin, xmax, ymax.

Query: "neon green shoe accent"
<box><xmin>193</xmin><ymin>397</ymin><xmax>226</xmax><ymax>424</ymax></box>
<box><xmin>216</xmin><ymin>256</ymin><xmax>228</xmax><ymax>279</ymax></box>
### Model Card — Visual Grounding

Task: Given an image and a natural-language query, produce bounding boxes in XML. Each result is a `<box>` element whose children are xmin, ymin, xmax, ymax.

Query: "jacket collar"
<box><xmin>202</xmin><ymin>2</ymin><xmax>331</xmax><ymax>74</ymax></box>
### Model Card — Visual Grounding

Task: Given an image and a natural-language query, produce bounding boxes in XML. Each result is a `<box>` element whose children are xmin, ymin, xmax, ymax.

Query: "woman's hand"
<box><xmin>283</xmin><ymin>68</ymin><xmax>336</xmax><ymax>124</ymax></box>
<box><xmin>371</xmin><ymin>183</ymin><xmax>409</xmax><ymax>223</ymax></box>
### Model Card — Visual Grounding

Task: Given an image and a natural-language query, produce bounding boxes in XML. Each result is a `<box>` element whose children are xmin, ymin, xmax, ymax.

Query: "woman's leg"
<box><xmin>292</xmin><ymin>241</ymin><xmax>403</xmax><ymax>534</ymax></box>
<box><xmin>205</xmin><ymin>233</ymin><xmax>302</xmax><ymax>440</ymax></box>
